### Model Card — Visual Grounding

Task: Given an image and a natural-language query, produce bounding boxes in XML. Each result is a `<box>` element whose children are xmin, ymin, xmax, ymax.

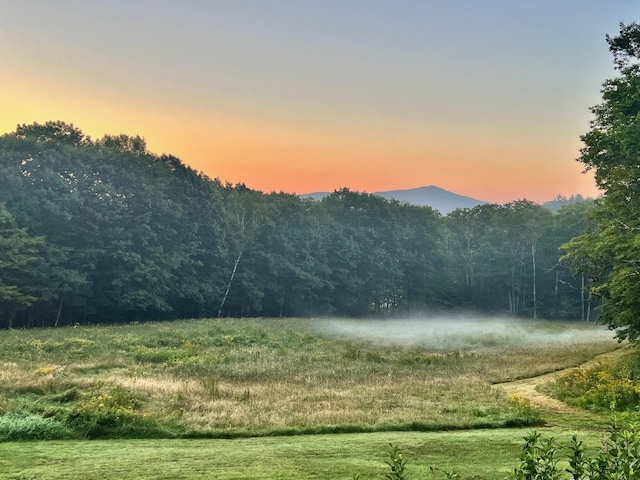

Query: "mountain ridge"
<box><xmin>300</xmin><ymin>185</ymin><xmax>487</xmax><ymax>214</ymax></box>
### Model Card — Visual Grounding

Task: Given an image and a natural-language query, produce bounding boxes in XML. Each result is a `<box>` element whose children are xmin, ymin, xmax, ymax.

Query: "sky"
<box><xmin>1</xmin><ymin>1</ymin><xmax>639</xmax><ymax>203</ymax></box>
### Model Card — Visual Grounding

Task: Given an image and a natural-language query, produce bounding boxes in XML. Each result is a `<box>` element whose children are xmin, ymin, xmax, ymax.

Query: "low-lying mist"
<box><xmin>314</xmin><ymin>315</ymin><xmax>617</xmax><ymax>351</ymax></box>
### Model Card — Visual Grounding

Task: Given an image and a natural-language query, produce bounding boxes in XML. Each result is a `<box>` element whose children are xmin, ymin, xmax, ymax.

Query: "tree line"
<box><xmin>0</xmin><ymin>121</ymin><xmax>598</xmax><ymax>328</ymax></box>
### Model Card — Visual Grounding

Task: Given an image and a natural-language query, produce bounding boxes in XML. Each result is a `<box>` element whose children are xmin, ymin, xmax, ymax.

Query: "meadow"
<box><xmin>0</xmin><ymin>316</ymin><xmax>625</xmax><ymax>478</ymax></box>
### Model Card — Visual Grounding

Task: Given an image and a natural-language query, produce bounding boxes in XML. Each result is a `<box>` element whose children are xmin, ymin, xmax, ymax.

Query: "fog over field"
<box><xmin>315</xmin><ymin>316</ymin><xmax>616</xmax><ymax>351</ymax></box>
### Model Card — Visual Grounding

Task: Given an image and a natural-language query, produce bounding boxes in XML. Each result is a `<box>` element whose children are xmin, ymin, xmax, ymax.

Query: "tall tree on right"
<box><xmin>563</xmin><ymin>22</ymin><xmax>640</xmax><ymax>340</ymax></box>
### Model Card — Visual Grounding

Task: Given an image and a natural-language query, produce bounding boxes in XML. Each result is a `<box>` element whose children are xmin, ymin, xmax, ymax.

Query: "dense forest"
<box><xmin>0</xmin><ymin>121</ymin><xmax>597</xmax><ymax>328</ymax></box>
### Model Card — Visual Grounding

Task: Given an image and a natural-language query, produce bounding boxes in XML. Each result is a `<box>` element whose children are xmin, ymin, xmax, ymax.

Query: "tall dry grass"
<box><xmin>0</xmin><ymin>317</ymin><xmax>619</xmax><ymax>437</ymax></box>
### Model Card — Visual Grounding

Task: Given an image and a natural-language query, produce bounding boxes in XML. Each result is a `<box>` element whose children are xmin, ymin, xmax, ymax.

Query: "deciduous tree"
<box><xmin>564</xmin><ymin>22</ymin><xmax>640</xmax><ymax>340</ymax></box>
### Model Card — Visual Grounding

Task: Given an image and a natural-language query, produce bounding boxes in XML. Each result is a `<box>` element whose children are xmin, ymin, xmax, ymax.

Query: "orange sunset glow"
<box><xmin>2</xmin><ymin>2</ymin><xmax>636</xmax><ymax>204</ymax></box>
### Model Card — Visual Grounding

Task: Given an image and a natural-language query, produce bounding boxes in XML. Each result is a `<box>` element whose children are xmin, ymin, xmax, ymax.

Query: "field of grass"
<box><xmin>0</xmin><ymin>316</ymin><xmax>624</xmax><ymax>478</ymax></box>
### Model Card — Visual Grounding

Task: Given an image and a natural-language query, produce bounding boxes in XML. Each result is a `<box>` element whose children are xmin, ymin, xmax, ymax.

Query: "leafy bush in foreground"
<box><xmin>511</xmin><ymin>422</ymin><xmax>640</xmax><ymax>480</ymax></box>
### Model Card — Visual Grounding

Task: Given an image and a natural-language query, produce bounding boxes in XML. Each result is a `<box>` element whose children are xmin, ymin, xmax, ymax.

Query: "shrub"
<box><xmin>508</xmin><ymin>393</ymin><xmax>541</xmax><ymax>425</ymax></box>
<box><xmin>550</xmin><ymin>360</ymin><xmax>640</xmax><ymax>411</ymax></box>
<box><xmin>512</xmin><ymin>431</ymin><xmax>560</xmax><ymax>480</ymax></box>
<box><xmin>384</xmin><ymin>444</ymin><xmax>409</xmax><ymax>480</ymax></box>
<box><xmin>54</xmin><ymin>386</ymin><xmax>167</xmax><ymax>439</ymax></box>
<box><xmin>512</xmin><ymin>421</ymin><xmax>640</xmax><ymax>480</ymax></box>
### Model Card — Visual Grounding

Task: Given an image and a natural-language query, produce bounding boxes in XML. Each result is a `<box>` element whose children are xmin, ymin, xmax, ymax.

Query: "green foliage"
<box><xmin>511</xmin><ymin>422</ymin><xmax>640</xmax><ymax>480</ymax></box>
<box><xmin>0</xmin><ymin>413</ymin><xmax>72</xmax><ymax>441</ymax></box>
<box><xmin>512</xmin><ymin>431</ymin><xmax>561</xmax><ymax>480</ymax></box>
<box><xmin>0</xmin><ymin>120</ymin><xmax>596</xmax><ymax>326</ymax></box>
<box><xmin>562</xmin><ymin>22</ymin><xmax>640</xmax><ymax>340</ymax></box>
<box><xmin>0</xmin><ymin>202</ymin><xmax>48</xmax><ymax>327</ymax></box>
<box><xmin>385</xmin><ymin>444</ymin><xmax>409</xmax><ymax>480</ymax></box>
<box><xmin>567</xmin><ymin>435</ymin><xmax>586</xmax><ymax>480</ymax></box>
<box><xmin>15</xmin><ymin>120</ymin><xmax>88</xmax><ymax>146</ymax></box>
<box><xmin>353</xmin><ymin>443</ymin><xmax>448</xmax><ymax>480</ymax></box>
<box><xmin>598</xmin><ymin>421</ymin><xmax>640</xmax><ymax>479</ymax></box>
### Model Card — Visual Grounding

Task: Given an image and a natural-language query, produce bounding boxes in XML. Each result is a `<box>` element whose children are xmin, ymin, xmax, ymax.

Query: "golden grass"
<box><xmin>0</xmin><ymin>317</ymin><xmax>620</xmax><ymax>436</ymax></box>
<box><xmin>107</xmin><ymin>375</ymin><xmax>205</xmax><ymax>397</ymax></box>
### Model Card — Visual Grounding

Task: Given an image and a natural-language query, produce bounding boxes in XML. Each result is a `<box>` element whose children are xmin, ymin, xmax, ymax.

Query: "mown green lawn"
<box><xmin>0</xmin><ymin>427</ymin><xmax>609</xmax><ymax>480</ymax></box>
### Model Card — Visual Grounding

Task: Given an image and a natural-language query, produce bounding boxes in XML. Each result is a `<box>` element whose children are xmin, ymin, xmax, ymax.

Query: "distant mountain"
<box><xmin>300</xmin><ymin>185</ymin><xmax>487</xmax><ymax>214</ymax></box>
<box><xmin>301</xmin><ymin>192</ymin><xmax>332</xmax><ymax>202</ymax></box>
<box><xmin>374</xmin><ymin>186</ymin><xmax>486</xmax><ymax>214</ymax></box>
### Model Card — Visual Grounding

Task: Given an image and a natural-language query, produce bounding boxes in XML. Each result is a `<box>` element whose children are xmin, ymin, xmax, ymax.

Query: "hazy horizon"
<box><xmin>298</xmin><ymin>184</ymin><xmax>594</xmax><ymax>205</ymax></box>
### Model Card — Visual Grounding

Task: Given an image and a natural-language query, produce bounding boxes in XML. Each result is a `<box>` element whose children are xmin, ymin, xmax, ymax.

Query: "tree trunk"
<box><xmin>531</xmin><ymin>243</ymin><xmax>537</xmax><ymax>319</ymax></box>
<box><xmin>55</xmin><ymin>298</ymin><xmax>63</xmax><ymax>327</ymax></box>
<box><xmin>218</xmin><ymin>249</ymin><xmax>243</xmax><ymax>318</ymax></box>
<box><xmin>581</xmin><ymin>273</ymin><xmax>586</xmax><ymax>322</ymax></box>
<box><xmin>279</xmin><ymin>286</ymin><xmax>286</xmax><ymax>318</ymax></box>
